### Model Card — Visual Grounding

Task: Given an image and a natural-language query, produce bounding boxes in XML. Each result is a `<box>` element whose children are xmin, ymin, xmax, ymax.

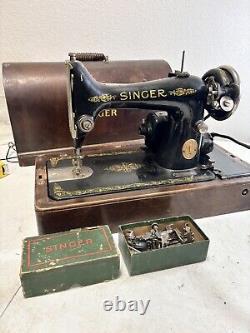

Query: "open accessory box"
<box><xmin>119</xmin><ymin>215</ymin><xmax>209</xmax><ymax>276</ymax></box>
<box><xmin>3</xmin><ymin>54</ymin><xmax>250</xmax><ymax>235</ymax></box>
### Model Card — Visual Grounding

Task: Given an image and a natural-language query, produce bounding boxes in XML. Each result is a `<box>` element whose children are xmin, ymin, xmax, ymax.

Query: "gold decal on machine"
<box><xmin>169</xmin><ymin>88</ymin><xmax>197</xmax><ymax>96</ymax></box>
<box><xmin>88</xmin><ymin>94</ymin><xmax>116</xmax><ymax>103</ymax></box>
<box><xmin>119</xmin><ymin>88</ymin><xmax>196</xmax><ymax>101</ymax></box>
<box><xmin>182</xmin><ymin>139</ymin><xmax>198</xmax><ymax>160</ymax></box>
<box><xmin>158</xmin><ymin>89</ymin><xmax>168</xmax><ymax>98</ymax></box>
<box><xmin>88</xmin><ymin>88</ymin><xmax>197</xmax><ymax>103</ymax></box>
<box><xmin>104</xmin><ymin>162</ymin><xmax>141</xmax><ymax>173</ymax></box>
<box><xmin>98</xmin><ymin>109</ymin><xmax>118</xmax><ymax>117</ymax></box>
<box><xmin>120</xmin><ymin>89</ymin><xmax>167</xmax><ymax>101</ymax></box>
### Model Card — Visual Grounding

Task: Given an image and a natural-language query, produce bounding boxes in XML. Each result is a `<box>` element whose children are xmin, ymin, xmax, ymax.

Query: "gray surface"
<box><xmin>0</xmin><ymin>140</ymin><xmax>250</xmax><ymax>333</ymax></box>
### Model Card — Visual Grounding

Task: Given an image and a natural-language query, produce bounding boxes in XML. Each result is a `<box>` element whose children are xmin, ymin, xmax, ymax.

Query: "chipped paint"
<box><xmin>20</xmin><ymin>226</ymin><xmax>119</xmax><ymax>298</ymax></box>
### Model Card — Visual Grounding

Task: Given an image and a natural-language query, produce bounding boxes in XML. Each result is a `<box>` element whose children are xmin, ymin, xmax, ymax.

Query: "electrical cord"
<box><xmin>211</xmin><ymin>133</ymin><xmax>250</xmax><ymax>149</ymax></box>
<box><xmin>0</xmin><ymin>142</ymin><xmax>18</xmax><ymax>163</ymax></box>
<box><xmin>204</xmin><ymin>111</ymin><xmax>249</xmax><ymax>149</ymax></box>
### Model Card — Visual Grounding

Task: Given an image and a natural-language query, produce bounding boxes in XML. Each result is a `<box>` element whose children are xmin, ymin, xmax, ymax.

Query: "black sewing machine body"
<box><xmin>47</xmin><ymin>59</ymin><xmax>243</xmax><ymax>200</ymax></box>
<box><xmin>71</xmin><ymin>62</ymin><xmax>207</xmax><ymax>170</ymax></box>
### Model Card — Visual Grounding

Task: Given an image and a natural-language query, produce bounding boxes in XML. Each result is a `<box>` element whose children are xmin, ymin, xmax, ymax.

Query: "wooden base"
<box><xmin>35</xmin><ymin>142</ymin><xmax>250</xmax><ymax>235</ymax></box>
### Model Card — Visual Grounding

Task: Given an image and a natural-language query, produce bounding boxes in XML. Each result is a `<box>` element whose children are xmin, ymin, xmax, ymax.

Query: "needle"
<box><xmin>73</xmin><ymin>147</ymin><xmax>82</xmax><ymax>176</ymax></box>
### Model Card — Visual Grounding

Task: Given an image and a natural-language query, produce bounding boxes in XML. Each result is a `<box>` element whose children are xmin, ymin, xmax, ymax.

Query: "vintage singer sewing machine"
<box><xmin>46</xmin><ymin>58</ymin><xmax>242</xmax><ymax>198</ymax></box>
<box><xmin>2</xmin><ymin>54</ymin><xmax>250</xmax><ymax>234</ymax></box>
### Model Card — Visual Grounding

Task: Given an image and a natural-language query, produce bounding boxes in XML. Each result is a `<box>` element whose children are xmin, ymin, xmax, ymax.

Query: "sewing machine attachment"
<box><xmin>48</xmin><ymin>156</ymin><xmax>93</xmax><ymax>182</ymax></box>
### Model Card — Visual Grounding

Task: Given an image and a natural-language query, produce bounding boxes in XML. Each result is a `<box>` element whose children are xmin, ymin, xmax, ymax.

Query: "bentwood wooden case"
<box><xmin>35</xmin><ymin>142</ymin><xmax>250</xmax><ymax>234</ymax></box>
<box><xmin>3</xmin><ymin>57</ymin><xmax>250</xmax><ymax>234</ymax></box>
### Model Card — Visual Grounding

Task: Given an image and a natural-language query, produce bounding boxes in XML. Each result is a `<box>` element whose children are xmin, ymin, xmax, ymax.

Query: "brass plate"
<box><xmin>182</xmin><ymin>139</ymin><xmax>198</xmax><ymax>160</ymax></box>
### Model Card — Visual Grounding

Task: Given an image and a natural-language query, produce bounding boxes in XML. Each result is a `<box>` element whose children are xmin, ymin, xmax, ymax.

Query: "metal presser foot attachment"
<box><xmin>72</xmin><ymin>148</ymin><xmax>93</xmax><ymax>179</ymax></box>
<box><xmin>72</xmin><ymin>148</ymin><xmax>83</xmax><ymax>176</ymax></box>
<box><xmin>47</xmin><ymin>149</ymin><xmax>93</xmax><ymax>183</ymax></box>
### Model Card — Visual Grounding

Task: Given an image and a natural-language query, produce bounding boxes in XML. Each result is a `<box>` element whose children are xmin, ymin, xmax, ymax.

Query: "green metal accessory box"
<box><xmin>119</xmin><ymin>216</ymin><xmax>209</xmax><ymax>276</ymax></box>
<box><xmin>20</xmin><ymin>225</ymin><xmax>120</xmax><ymax>298</ymax></box>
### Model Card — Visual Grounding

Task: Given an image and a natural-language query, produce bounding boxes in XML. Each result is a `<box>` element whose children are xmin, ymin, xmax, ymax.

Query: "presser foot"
<box><xmin>71</xmin><ymin>155</ymin><xmax>93</xmax><ymax>179</ymax></box>
<box><xmin>72</xmin><ymin>156</ymin><xmax>93</xmax><ymax>179</ymax></box>
<box><xmin>71</xmin><ymin>147</ymin><xmax>94</xmax><ymax>179</ymax></box>
<box><xmin>48</xmin><ymin>156</ymin><xmax>93</xmax><ymax>182</ymax></box>
<box><xmin>72</xmin><ymin>164</ymin><xmax>94</xmax><ymax>179</ymax></box>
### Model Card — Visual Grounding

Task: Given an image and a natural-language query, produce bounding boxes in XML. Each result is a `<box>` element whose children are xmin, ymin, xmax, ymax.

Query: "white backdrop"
<box><xmin>0</xmin><ymin>0</ymin><xmax>250</xmax><ymax>141</ymax></box>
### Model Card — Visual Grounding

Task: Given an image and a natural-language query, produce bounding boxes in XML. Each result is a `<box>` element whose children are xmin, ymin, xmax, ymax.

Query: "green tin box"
<box><xmin>20</xmin><ymin>225</ymin><xmax>120</xmax><ymax>298</ymax></box>
<box><xmin>119</xmin><ymin>216</ymin><xmax>209</xmax><ymax>276</ymax></box>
